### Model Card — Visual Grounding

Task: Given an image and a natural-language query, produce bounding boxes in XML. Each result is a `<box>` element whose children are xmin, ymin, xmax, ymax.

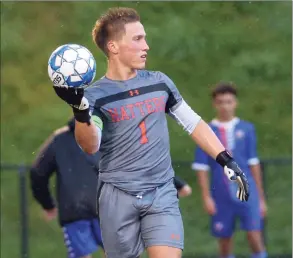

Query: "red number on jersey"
<box><xmin>139</xmin><ymin>121</ymin><xmax>149</xmax><ymax>144</ymax></box>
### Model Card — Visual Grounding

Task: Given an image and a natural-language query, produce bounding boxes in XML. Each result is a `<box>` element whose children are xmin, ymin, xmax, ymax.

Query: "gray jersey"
<box><xmin>84</xmin><ymin>70</ymin><xmax>195</xmax><ymax>195</ymax></box>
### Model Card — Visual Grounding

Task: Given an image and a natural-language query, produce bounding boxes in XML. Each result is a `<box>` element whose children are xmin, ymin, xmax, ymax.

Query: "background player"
<box><xmin>53</xmin><ymin>7</ymin><xmax>249</xmax><ymax>258</ymax></box>
<box><xmin>174</xmin><ymin>176</ymin><xmax>192</xmax><ymax>198</ymax></box>
<box><xmin>30</xmin><ymin>118</ymin><xmax>104</xmax><ymax>258</ymax></box>
<box><xmin>192</xmin><ymin>82</ymin><xmax>267</xmax><ymax>258</ymax></box>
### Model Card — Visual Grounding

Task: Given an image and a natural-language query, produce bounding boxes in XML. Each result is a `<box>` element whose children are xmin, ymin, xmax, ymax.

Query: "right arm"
<box><xmin>196</xmin><ymin>170</ymin><xmax>210</xmax><ymax>200</ymax></box>
<box><xmin>74</xmin><ymin>90</ymin><xmax>103</xmax><ymax>154</ymax></box>
<box><xmin>75</xmin><ymin>120</ymin><xmax>100</xmax><ymax>154</ymax></box>
<box><xmin>52</xmin><ymin>86</ymin><xmax>102</xmax><ymax>154</ymax></box>
<box><xmin>192</xmin><ymin>146</ymin><xmax>216</xmax><ymax>215</ymax></box>
<box><xmin>192</xmin><ymin>146</ymin><xmax>211</xmax><ymax>199</ymax></box>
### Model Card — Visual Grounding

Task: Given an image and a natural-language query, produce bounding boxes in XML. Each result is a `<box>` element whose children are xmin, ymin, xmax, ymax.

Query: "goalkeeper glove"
<box><xmin>216</xmin><ymin>150</ymin><xmax>250</xmax><ymax>202</ymax></box>
<box><xmin>53</xmin><ymin>85</ymin><xmax>91</xmax><ymax>124</ymax></box>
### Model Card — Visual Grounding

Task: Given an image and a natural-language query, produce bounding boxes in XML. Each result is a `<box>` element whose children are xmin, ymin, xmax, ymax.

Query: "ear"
<box><xmin>107</xmin><ymin>40</ymin><xmax>119</xmax><ymax>55</ymax></box>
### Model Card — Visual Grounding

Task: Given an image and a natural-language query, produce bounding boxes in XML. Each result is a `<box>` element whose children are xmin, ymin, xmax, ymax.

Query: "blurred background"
<box><xmin>1</xmin><ymin>1</ymin><xmax>292</xmax><ymax>258</ymax></box>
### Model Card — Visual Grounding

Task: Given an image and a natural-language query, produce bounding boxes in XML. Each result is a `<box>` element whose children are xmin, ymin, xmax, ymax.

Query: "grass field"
<box><xmin>1</xmin><ymin>163</ymin><xmax>291</xmax><ymax>257</ymax></box>
<box><xmin>1</xmin><ymin>1</ymin><xmax>292</xmax><ymax>257</ymax></box>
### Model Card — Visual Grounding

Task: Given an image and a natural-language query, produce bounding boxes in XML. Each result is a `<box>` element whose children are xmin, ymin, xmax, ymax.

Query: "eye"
<box><xmin>133</xmin><ymin>35</ymin><xmax>145</xmax><ymax>41</ymax></box>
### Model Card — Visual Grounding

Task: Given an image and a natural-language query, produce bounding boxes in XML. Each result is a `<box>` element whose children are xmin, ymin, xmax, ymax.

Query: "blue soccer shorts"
<box><xmin>62</xmin><ymin>219</ymin><xmax>104</xmax><ymax>258</ymax></box>
<box><xmin>211</xmin><ymin>200</ymin><xmax>263</xmax><ymax>238</ymax></box>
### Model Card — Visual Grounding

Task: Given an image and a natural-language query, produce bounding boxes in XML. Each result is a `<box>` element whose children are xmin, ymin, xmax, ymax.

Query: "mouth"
<box><xmin>140</xmin><ymin>54</ymin><xmax>147</xmax><ymax>60</ymax></box>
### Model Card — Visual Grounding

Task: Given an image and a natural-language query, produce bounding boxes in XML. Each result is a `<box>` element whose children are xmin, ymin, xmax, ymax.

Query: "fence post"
<box><xmin>260</xmin><ymin>161</ymin><xmax>267</xmax><ymax>246</ymax></box>
<box><xmin>18</xmin><ymin>165</ymin><xmax>29</xmax><ymax>258</ymax></box>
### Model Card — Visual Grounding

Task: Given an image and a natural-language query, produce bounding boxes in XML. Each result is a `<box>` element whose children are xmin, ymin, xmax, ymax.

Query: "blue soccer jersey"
<box><xmin>192</xmin><ymin>118</ymin><xmax>262</xmax><ymax>237</ymax></box>
<box><xmin>192</xmin><ymin>117</ymin><xmax>259</xmax><ymax>203</ymax></box>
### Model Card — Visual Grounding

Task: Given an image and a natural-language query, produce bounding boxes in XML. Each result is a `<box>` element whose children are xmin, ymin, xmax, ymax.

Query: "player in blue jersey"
<box><xmin>192</xmin><ymin>83</ymin><xmax>267</xmax><ymax>258</ymax></box>
<box><xmin>53</xmin><ymin>7</ymin><xmax>249</xmax><ymax>258</ymax></box>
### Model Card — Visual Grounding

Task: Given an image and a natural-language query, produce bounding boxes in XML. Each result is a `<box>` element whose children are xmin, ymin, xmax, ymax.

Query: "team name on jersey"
<box><xmin>108</xmin><ymin>96</ymin><xmax>166</xmax><ymax>123</ymax></box>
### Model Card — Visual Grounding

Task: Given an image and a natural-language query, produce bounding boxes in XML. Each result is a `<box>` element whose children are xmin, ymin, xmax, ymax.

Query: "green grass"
<box><xmin>1</xmin><ymin>1</ymin><xmax>292</xmax><ymax>257</ymax></box>
<box><xmin>1</xmin><ymin>164</ymin><xmax>291</xmax><ymax>257</ymax></box>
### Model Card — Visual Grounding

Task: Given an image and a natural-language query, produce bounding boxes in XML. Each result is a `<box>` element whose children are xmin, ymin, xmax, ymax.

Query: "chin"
<box><xmin>132</xmin><ymin>62</ymin><xmax>146</xmax><ymax>70</ymax></box>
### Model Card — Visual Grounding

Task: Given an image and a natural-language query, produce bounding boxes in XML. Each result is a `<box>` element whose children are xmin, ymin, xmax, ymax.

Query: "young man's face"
<box><xmin>116</xmin><ymin>21</ymin><xmax>149</xmax><ymax>69</ymax></box>
<box><xmin>213</xmin><ymin>93</ymin><xmax>237</xmax><ymax>120</ymax></box>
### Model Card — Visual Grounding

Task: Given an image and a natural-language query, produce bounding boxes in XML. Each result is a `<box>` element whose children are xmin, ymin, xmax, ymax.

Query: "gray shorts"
<box><xmin>98</xmin><ymin>178</ymin><xmax>184</xmax><ymax>258</ymax></box>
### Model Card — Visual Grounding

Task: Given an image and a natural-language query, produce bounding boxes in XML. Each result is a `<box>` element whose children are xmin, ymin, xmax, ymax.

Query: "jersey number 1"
<box><xmin>139</xmin><ymin>121</ymin><xmax>149</xmax><ymax>144</ymax></box>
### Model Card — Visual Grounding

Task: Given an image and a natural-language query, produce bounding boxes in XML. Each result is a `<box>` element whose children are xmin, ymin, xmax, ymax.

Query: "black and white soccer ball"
<box><xmin>48</xmin><ymin>44</ymin><xmax>96</xmax><ymax>88</ymax></box>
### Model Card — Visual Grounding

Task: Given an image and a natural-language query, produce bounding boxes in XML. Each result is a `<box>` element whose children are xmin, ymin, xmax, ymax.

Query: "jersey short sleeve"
<box><xmin>159</xmin><ymin>72</ymin><xmax>201</xmax><ymax>134</ymax></box>
<box><xmin>247</xmin><ymin>124</ymin><xmax>260</xmax><ymax>166</ymax></box>
<box><xmin>160</xmin><ymin>72</ymin><xmax>183</xmax><ymax>112</ymax></box>
<box><xmin>84</xmin><ymin>87</ymin><xmax>103</xmax><ymax>131</ymax></box>
<box><xmin>192</xmin><ymin>146</ymin><xmax>210</xmax><ymax>171</ymax></box>
<box><xmin>84</xmin><ymin>87</ymin><xmax>96</xmax><ymax>114</ymax></box>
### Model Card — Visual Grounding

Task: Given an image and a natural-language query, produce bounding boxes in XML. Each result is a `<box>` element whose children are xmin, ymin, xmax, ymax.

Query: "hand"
<box><xmin>53</xmin><ymin>85</ymin><xmax>91</xmax><ymax>124</ymax></box>
<box><xmin>224</xmin><ymin>160</ymin><xmax>250</xmax><ymax>202</ymax></box>
<box><xmin>260</xmin><ymin>199</ymin><xmax>267</xmax><ymax>217</ymax></box>
<box><xmin>203</xmin><ymin>196</ymin><xmax>216</xmax><ymax>215</ymax></box>
<box><xmin>53</xmin><ymin>85</ymin><xmax>89</xmax><ymax>111</ymax></box>
<box><xmin>216</xmin><ymin>150</ymin><xmax>250</xmax><ymax>202</ymax></box>
<box><xmin>43</xmin><ymin>208</ymin><xmax>58</xmax><ymax>221</ymax></box>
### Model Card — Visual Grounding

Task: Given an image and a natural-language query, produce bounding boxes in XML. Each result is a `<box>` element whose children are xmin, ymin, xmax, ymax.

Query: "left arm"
<box><xmin>250</xmin><ymin>164</ymin><xmax>265</xmax><ymax>201</ymax></box>
<box><xmin>170</xmin><ymin>101</ymin><xmax>249</xmax><ymax>201</ymax></box>
<box><xmin>163</xmin><ymin>73</ymin><xmax>224</xmax><ymax>159</ymax></box>
<box><xmin>163</xmin><ymin>72</ymin><xmax>249</xmax><ymax>201</ymax></box>
<box><xmin>190</xmin><ymin>120</ymin><xmax>225</xmax><ymax>159</ymax></box>
<box><xmin>247</xmin><ymin>124</ymin><xmax>266</xmax><ymax>202</ymax></box>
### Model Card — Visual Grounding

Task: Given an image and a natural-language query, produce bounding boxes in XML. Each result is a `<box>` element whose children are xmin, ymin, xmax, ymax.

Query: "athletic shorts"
<box><xmin>98</xmin><ymin>178</ymin><xmax>184</xmax><ymax>258</ymax></box>
<box><xmin>62</xmin><ymin>219</ymin><xmax>104</xmax><ymax>258</ymax></box>
<box><xmin>211</xmin><ymin>198</ymin><xmax>262</xmax><ymax>238</ymax></box>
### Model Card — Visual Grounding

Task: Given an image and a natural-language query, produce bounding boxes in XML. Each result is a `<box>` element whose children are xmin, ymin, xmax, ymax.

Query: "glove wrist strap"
<box><xmin>73</xmin><ymin>108</ymin><xmax>91</xmax><ymax>124</ymax></box>
<box><xmin>216</xmin><ymin>150</ymin><xmax>233</xmax><ymax>167</ymax></box>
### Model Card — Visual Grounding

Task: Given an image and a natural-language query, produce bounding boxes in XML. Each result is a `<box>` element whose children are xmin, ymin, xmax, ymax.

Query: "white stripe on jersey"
<box><xmin>210</xmin><ymin>117</ymin><xmax>259</xmax><ymax>165</ymax></box>
<box><xmin>210</xmin><ymin>117</ymin><xmax>240</xmax><ymax>152</ymax></box>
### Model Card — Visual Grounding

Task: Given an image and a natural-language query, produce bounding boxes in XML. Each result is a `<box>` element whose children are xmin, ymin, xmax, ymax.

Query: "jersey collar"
<box><xmin>210</xmin><ymin>117</ymin><xmax>240</xmax><ymax>128</ymax></box>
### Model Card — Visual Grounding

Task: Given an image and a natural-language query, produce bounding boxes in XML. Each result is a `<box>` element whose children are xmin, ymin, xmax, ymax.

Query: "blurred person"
<box><xmin>30</xmin><ymin>118</ymin><xmax>105</xmax><ymax>258</ymax></box>
<box><xmin>52</xmin><ymin>7</ymin><xmax>249</xmax><ymax>258</ymax></box>
<box><xmin>192</xmin><ymin>82</ymin><xmax>267</xmax><ymax>258</ymax></box>
<box><xmin>174</xmin><ymin>176</ymin><xmax>192</xmax><ymax>198</ymax></box>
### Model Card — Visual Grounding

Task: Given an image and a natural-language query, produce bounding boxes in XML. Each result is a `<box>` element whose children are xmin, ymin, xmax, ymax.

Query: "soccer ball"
<box><xmin>48</xmin><ymin>44</ymin><xmax>96</xmax><ymax>88</ymax></box>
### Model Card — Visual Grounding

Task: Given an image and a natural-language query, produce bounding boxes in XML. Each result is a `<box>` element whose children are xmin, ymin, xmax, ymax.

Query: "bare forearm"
<box><xmin>191</xmin><ymin>120</ymin><xmax>225</xmax><ymax>159</ymax></box>
<box><xmin>196</xmin><ymin>171</ymin><xmax>211</xmax><ymax>199</ymax></box>
<box><xmin>75</xmin><ymin>120</ymin><xmax>99</xmax><ymax>154</ymax></box>
<box><xmin>250</xmin><ymin>164</ymin><xmax>265</xmax><ymax>200</ymax></box>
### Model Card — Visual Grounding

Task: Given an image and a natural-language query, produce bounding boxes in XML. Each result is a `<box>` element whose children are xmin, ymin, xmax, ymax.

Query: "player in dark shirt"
<box><xmin>30</xmin><ymin>119</ymin><xmax>104</xmax><ymax>258</ymax></box>
<box><xmin>53</xmin><ymin>7</ymin><xmax>249</xmax><ymax>258</ymax></box>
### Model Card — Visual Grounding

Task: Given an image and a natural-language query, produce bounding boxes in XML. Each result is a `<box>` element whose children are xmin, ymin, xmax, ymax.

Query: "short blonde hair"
<box><xmin>92</xmin><ymin>7</ymin><xmax>140</xmax><ymax>56</ymax></box>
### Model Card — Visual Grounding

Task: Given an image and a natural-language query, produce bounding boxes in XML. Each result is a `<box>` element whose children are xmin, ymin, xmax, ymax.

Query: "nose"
<box><xmin>143</xmin><ymin>39</ymin><xmax>150</xmax><ymax>51</ymax></box>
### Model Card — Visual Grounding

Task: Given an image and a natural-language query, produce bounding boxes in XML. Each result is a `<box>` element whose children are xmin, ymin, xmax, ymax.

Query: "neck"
<box><xmin>105</xmin><ymin>58</ymin><xmax>137</xmax><ymax>81</ymax></box>
<box><xmin>216</xmin><ymin>116</ymin><xmax>235</xmax><ymax>122</ymax></box>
